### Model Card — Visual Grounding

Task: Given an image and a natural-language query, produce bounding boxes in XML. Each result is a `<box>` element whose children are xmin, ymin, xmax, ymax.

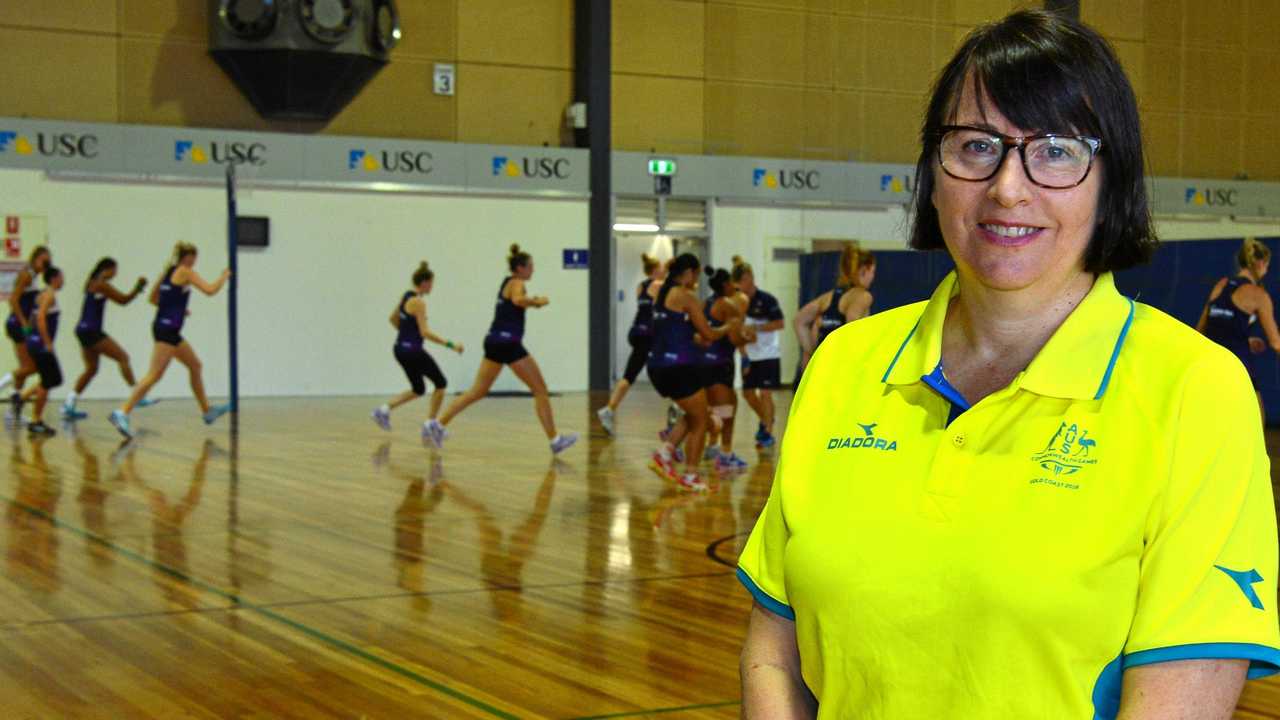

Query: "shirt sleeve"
<box><xmin>1124</xmin><ymin>348</ymin><xmax>1280</xmax><ymax>678</ymax></box>
<box><xmin>765</xmin><ymin>293</ymin><xmax>784</xmax><ymax>322</ymax></box>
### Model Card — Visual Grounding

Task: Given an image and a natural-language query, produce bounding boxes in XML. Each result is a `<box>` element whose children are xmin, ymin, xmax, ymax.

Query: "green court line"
<box><xmin>0</xmin><ymin>492</ymin><xmax>519</xmax><ymax>720</ymax></box>
<box><xmin>570</xmin><ymin>700</ymin><xmax>742</xmax><ymax>719</ymax></box>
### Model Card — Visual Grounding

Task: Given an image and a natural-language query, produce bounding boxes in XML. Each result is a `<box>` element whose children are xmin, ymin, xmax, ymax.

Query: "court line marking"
<box><xmin>0</xmin><ymin>490</ymin><xmax>520</xmax><ymax>720</ymax></box>
<box><xmin>569</xmin><ymin>700</ymin><xmax>742</xmax><ymax>719</ymax></box>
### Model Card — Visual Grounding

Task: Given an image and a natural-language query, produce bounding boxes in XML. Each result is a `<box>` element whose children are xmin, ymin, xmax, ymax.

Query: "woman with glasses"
<box><xmin>1197</xmin><ymin>238</ymin><xmax>1280</xmax><ymax>420</ymax></box>
<box><xmin>738</xmin><ymin>10</ymin><xmax>1280</xmax><ymax>719</ymax></box>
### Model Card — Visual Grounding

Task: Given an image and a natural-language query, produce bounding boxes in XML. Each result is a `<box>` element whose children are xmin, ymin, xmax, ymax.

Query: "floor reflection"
<box><xmin>5</xmin><ymin>435</ymin><xmax>62</xmax><ymax>595</ymax></box>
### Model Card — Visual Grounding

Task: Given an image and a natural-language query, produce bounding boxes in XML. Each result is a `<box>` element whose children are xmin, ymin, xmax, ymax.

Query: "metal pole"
<box><xmin>225</xmin><ymin>163</ymin><xmax>239</xmax><ymax>414</ymax></box>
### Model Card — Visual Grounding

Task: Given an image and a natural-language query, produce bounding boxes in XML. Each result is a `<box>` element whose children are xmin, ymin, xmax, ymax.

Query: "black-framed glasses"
<box><xmin>936</xmin><ymin>125</ymin><xmax>1103</xmax><ymax>189</ymax></box>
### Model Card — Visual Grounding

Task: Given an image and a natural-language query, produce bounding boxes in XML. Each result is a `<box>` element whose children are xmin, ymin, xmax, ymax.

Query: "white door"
<box><xmin>613</xmin><ymin>234</ymin><xmax>674</xmax><ymax>382</ymax></box>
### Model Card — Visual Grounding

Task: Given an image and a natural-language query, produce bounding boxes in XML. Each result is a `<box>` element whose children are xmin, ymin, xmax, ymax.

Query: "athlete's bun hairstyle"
<box><xmin>705</xmin><ymin>266</ymin><xmax>731</xmax><ymax>296</ymax></box>
<box><xmin>508</xmin><ymin>243</ymin><xmax>532</xmax><ymax>272</ymax></box>
<box><xmin>412</xmin><ymin>261</ymin><xmax>434</xmax><ymax>286</ymax></box>
<box><xmin>42</xmin><ymin>265</ymin><xmax>61</xmax><ymax>285</ymax></box>
<box><xmin>87</xmin><ymin>257</ymin><xmax>117</xmax><ymax>292</ymax></box>
<box><xmin>837</xmin><ymin>242</ymin><xmax>876</xmax><ymax>288</ymax></box>
<box><xmin>731</xmin><ymin>255</ymin><xmax>753</xmax><ymax>282</ymax></box>
<box><xmin>642</xmin><ymin>253</ymin><xmax>660</xmax><ymax>275</ymax></box>
<box><xmin>167</xmin><ymin>241</ymin><xmax>198</xmax><ymax>271</ymax></box>
<box><xmin>662</xmin><ymin>253</ymin><xmax>702</xmax><ymax>294</ymax></box>
<box><xmin>1238</xmin><ymin>237</ymin><xmax>1271</xmax><ymax>269</ymax></box>
<box><xmin>29</xmin><ymin>245</ymin><xmax>50</xmax><ymax>266</ymax></box>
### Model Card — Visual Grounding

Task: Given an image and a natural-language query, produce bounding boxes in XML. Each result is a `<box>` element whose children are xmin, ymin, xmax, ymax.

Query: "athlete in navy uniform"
<box><xmin>1197</xmin><ymin>238</ymin><xmax>1280</xmax><ymax>419</ymax></box>
<box><xmin>699</xmin><ymin>266</ymin><xmax>750</xmax><ymax>472</ymax></box>
<box><xmin>427</xmin><ymin>244</ymin><xmax>578</xmax><ymax>454</ymax></box>
<box><xmin>597</xmin><ymin>253</ymin><xmax>665</xmax><ymax>436</ymax></box>
<box><xmin>19</xmin><ymin>265</ymin><xmax>65</xmax><ymax>436</ymax></box>
<box><xmin>62</xmin><ymin>257</ymin><xmax>155</xmax><ymax>420</ymax></box>
<box><xmin>732</xmin><ymin>257</ymin><xmax>785</xmax><ymax>448</ymax></box>
<box><xmin>109</xmin><ymin>242</ymin><xmax>231</xmax><ymax>439</ymax></box>
<box><xmin>0</xmin><ymin>246</ymin><xmax>52</xmax><ymax>413</ymax></box>
<box><xmin>793</xmin><ymin>243</ymin><xmax>876</xmax><ymax>376</ymax></box>
<box><xmin>372</xmin><ymin>261</ymin><xmax>464</xmax><ymax>432</ymax></box>
<box><xmin>647</xmin><ymin>253</ymin><xmax>736</xmax><ymax>492</ymax></box>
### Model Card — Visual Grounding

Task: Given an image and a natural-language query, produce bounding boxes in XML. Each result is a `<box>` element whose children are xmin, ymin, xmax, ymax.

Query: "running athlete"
<box><xmin>699</xmin><ymin>266</ymin><xmax>749</xmax><ymax>472</ymax></box>
<box><xmin>1196</xmin><ymin>238</ymin><xmax>1280</xmax><ymax>419</ymax></box>
<box><xmin>19</xmin><ymin>265</ymin><xmax>65</xmax><ymax>436</ymax></box>
<box><xmin>732</xmin><ymin>257</ymin><xmax>785</xmax><ymax>448</ymax></box>
<box><xmin>794</xmin><ymin>243</ymin><xmax>876</xmax><ymax>373</ymax></box>
<box><xmin>109</xmin><ymin>242</ymin><xmax>232</xmax><ymax>439</ymax></box>
<box><xmin>62</xmin><ymin>258</ymin><xmax>154</xmax><ymax>420</ymax></box>
<box><xmin>648</xmin><ymin>253</ymin><xmax>736</xmax><ymax>491</ymax></box>
<box><xmin>0</xmin><ymin>246</ymin><xmax>52</xmax><ymax>411</ymax></box>
<box><xmin>426</xmin><ymin>244</ymin><xmax>578</xmax><ymax>454</ymax></box>
<box><xmin>372</xmin><ymin>261</ymin><xmax>464</xmax><ymax>431</ymax></box>
<box><xmin>597</xmin><ymin>253</ymin><xmax>664</xmax><ymax>436</ymax></box>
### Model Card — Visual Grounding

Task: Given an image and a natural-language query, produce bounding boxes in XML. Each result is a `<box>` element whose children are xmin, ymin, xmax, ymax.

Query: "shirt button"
<box><xmin>952</xmin><ymin>434</ymin><xmax>966</xmax><ymax>448</ymax></box>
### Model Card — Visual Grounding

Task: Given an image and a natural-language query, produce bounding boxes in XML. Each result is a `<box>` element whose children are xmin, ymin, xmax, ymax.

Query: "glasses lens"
<box><xmin>940</xmin><ymin>128</ymin><xmax>1003</xmax><ymax>180</ymax></box>
<box><xmin>1025</xmin><ymin>137</ymin><xmax>1093</xmax><ymax>188</ymax></box>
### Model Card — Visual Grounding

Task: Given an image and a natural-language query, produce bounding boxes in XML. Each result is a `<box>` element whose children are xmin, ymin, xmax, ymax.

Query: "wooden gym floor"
<box><xmin>2</xmin><ymin>391</ymin><xmax>1280</xmax><ymax>719</ymax></box>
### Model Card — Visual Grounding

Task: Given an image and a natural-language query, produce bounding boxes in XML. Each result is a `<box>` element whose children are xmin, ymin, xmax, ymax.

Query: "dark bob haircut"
<box><xmin>909</xmin><ymin>9</ymin><xmax>1156</xmax><ymax>273</ymax></box>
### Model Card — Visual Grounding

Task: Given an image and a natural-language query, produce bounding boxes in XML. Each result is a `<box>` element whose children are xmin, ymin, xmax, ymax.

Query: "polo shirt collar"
<box><xmin>882</xmin><ymin>270</ymin><xmax>1136</xmax><ymax>401</ymax></box>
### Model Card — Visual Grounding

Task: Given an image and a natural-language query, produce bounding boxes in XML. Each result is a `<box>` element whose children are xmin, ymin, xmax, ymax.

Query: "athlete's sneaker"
<box><xmin>422</xmin><ymin>419</ymin><xmax>446</xmax><ymax>448</ymax></box>
<box><xmin>27</xmin><ymin>421</ymin><xmax>55</xmax><ymax>436</ymax></box>
<box><xmin>372</xmin><ymin>407</ymin><xmax>391</xmax><ymax>431</ymax></box>
<box><xmin>136</xmin><ymin>397</ymin><xmax>160</xmax><ymax>409</ymax></box>
<box><xmin>703</xmin><ymin>445</ymin><xmax>720</xmax><ymax>461</ymax></box>
<box><xmin>61</xmin><ymin>405</ymin><xmax>88</xmax><ymax>421</ymax></box>
<box><xmin>673</xmin><ymin>446</ymin><xmax>686</xmax><ymax>464</ymax></box>
<box><xmin>550</xmin><ymin>432</ymin><xmax>579</xmax><ymax>455</ymax></box>
<box><xmin>657</xmin><ymin>427</ymin><xmax>670</xmax><ymax>443</ymax></box>
<box><xmin>676</xmin><ymin>473</ymin><xmax>709</xmax><ymax>493</ymax></box>
<box><xmin>754</xmin><ymin>423</ymin><xmax>767</xmax><ymax>444</ymax></box>
<box><xmin>203</xmin><ymin>404</ymin><xmax>232</xmax><ymax>425</ymax></box>
<box><xmin>757</xmin><ymin>432</ymin><xmax>777</xmax><ymax>449</ymax></box>
<box><xmin>648</xmin><ymin>451</ymin><xmax>677</xmax><ymax>481</ymax></box>
<box><xmin>715</xmin><ymin>452</ymin><xmax>749</xmax><ymax>472</ymax></box>
<box><xmin>109</xmin><ymin>410</ymin><xmax>133</xmax><ymax>439</ymax></box>
<box><xmin>596</xmin><ymin>407</ymin><xmax>615</xmax><ymax>436</ymax></box>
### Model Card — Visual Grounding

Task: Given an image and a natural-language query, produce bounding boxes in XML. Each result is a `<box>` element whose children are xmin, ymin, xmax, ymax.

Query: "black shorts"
<box><xmin>483</xmin><ymin>340</ymin><xmax>529</xmax><ymax>365</ymax></box>
<box><xmin>743</xmin><ymin>358</ymin><xmax>781</xmax><ymax>390</ymax></box>
<box><xmin>152</xmin><ymin>324</ymin><xmax>184</xmax><ymax>347</ymax></box>
<box><xmin>648</xmin><ymin>364</ymin><xmax>703</xmax><ymax>401</ymax></box>
<box><xmin>5</xmin><ymin>319</ymin><xmax>24</xmax><ymax>345</ymax></box>
<box><xmin>76</xmin><ymin>329</ymin><xmax>108</xmax><ymax>349</ymax></box>
<box><xmin>623</xmin><ymin>335</ymin><xmax>652</xmax><ymax>384</ymax></box>
<box><xmin>699</xmin><ymin>362</ymin><xmax>734</xmax><ymax>390</ymax></box>
<box><xmin>394</xmin><ymin>347</ymin><xmax>447</xmax><ymax>395</ymax></box>
<box><xmin>32</xmin><ymin>350</ymin><xmax>62</xmax><ymax>390</ymax></box>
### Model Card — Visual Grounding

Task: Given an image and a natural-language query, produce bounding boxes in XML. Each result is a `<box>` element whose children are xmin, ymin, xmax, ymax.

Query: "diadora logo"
<box><xmin>174</xmin><ymin>140</ymin><xmax>266</xmax><ymax>166</ymax></box>
<box><xmin>1185</xmin><ymin>187</ymin><xmax>1237</xmax><ymax>207</ymax></box>
<box><xmin>0</xmin><ymin>130</ymin><xmax>98</xmax><ymax>159</ymax></box>
<box><xmin>491</xmin><ymin>156</ymin><xmax>571</xmax><ymax>179</ymax></box>
<box><xmin>826</xmin><ymin>422</ymin><xmax>898</xmax><ymax>452</ymax></box>
<box><xmin>880</xmin><ymin>174</ymin><xmax>913</xmax><ymax>194</ymax></box>
<box><xmin>348</xmin><ymin>149</ymin><xmax>433</xmax><ymax>174</ymax></box>
<box><xmin>1029</xmin><ymin>421</ymin><xmax>1098</xmax><ymax>489</ymax></box>
<box><xmin>752</xmin><ymin>168</ymin><xmax>820</xmax><ymax>190</ymax></box>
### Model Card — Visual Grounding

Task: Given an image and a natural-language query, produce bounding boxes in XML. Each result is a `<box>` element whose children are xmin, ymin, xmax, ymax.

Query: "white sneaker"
<box><xmin>596</xmin><ymin>407</ymin><xmax>615</xmax><ymax>436</ymax></box>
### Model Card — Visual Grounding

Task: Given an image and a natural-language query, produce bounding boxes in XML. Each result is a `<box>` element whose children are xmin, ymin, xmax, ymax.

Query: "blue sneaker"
<box><xmin>109</xmin><ymin>409</ymin><xmax>133</xmax><ymax>439</ymax></box>
<box><xmin>371</xmin><ymin>406</ymin><xmax>391</xmax><ymax>431</ymax></box>
<box><xmin>716</xmin><ymin>452</ymin><xmax>749</xmax><ymax>471</ymax></box>
<box><xmin>550</xmin><ymin>432</ymin><xmax>579</xmax><ymax>455</ymax></box>
<box><xmin>61</xmin><ymin>405</ymin><xmax>88</xmax><ymax>421</ymax></box>
<box><xmin>757</xmin><ymin>432</ymin><xmax>777</xmax><ymax>449</ymax></box>
<box><xmin>422</xmin><ymin>419</ymin><xmax>446</xmax><ymax>448</ymax></box>
<box><xmin>202</xmin><ymin>404</ymin><xmax>232</xmax><ymax>425</ymax></box>
<box><xmin>136</xmin><ymin>397</ymin><xmax>160</xmax><ymax>409</ymax></box>
<box><xmin>754</xmin><ymin>423</ymin><xmax>767</xmax><ymax>444</ymax></box>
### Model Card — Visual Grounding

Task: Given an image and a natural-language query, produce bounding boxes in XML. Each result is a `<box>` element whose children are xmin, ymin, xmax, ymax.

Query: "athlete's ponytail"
<box><xmin>662</xmin><ymin>253</ymin><xmax>702</xmax><ymax>295</ymax></box>
<box><xmin>86</xmin><ymin>257</ymin><xmax>117</xmax><ymax>292</ymax></box>
<box><xmin>167</xmin><ymin>241</ymin><xmax>198</xmax><ymax>272</ymax></box>
<box><xmin>28</xmin><ymin>245</ymin><xmax>50</xmax><ymax>268</ymax></box>
<box><xmin>508</xmin><ymin>243</ymin><xmax>532</xmax><ymax>272</ymax></box>
<box><xmin>642</xmin><ymin>253</ymin><xmax>660</xmax><ymax>275</ymax></box>
<box><xmin>731</xmin><ymin>255</ymin><xmax>753</xmax><ymax>282</ymax></box>
<box><xmin>42</xmin><ymin>265</ymin><xmax>61</xmax><ymax>285</ymax></box>
<box><xmin>1238</xmin><ymin>237</ymin><xmax>1271</xmax><ymax>271</ymax></box>
<box><xmin>412</xmin><ymin>261</ymin><xmax>434</xmax><ymax>286</ymax></box>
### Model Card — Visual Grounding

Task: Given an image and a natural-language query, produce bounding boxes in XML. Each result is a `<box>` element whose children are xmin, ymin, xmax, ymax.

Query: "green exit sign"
<box><xmin>648</xmin><ymin>158</ymin><xmax>677</xmax><ymax>176</ymax></box>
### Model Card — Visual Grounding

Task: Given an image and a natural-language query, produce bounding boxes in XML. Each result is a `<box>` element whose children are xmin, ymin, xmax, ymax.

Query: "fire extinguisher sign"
<box><xmin>4</xmin><ymin>217</ymin><xmax>17</xmax><ymax>235</ymax></box>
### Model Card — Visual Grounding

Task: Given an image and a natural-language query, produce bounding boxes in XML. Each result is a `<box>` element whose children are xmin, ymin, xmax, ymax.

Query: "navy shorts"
<box><xmin>395</xmin><ymin>347</ymin><xmax>447</xmax><ymax>395</ymax></box>
<box><xmin>699</xmin><ymin>362</ymin><xmax>734</xmax><ymax>390</ymax></box>
<box><xmin>76</xmin><ymin>329</ymin><xmax>108</xmax><ymax>349</ymax></box>
<box><xmin>483</xmin><ymin>340</ymin><xmax>529</xmax><ymax>365</ymax></box>
<box><xmin>623</xmin><ymin>335</ymin><xmax>652</xmax><ymax>385</ymax></box>
<box><xmin>5</xmin><ymin>318</ymin><xmax>24</xmax><ymax>345</ymax></box>
<box><xmin>32</xmin><ymin>350</ymin><xmax>62</xmax><ymax>390</ymax></box>
<box><xmin>743</xmin><ymin>358</ymin><xmax>781</xmax><ymax>390</ymax></box>
<box><xmin>648</xmin><ymin>364</ymin><xmax>703</xmax><ymax>401</ymax></box>
<box><xmin>152</xmin><ymin>324</ymin><xmax>184</xmax><ymax>347</ymax></box>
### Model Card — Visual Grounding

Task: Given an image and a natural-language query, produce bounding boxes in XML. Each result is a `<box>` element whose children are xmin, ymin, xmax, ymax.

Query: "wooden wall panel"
<box><xmin>326</xmin><ymin>60</ymin><xmax>457</xmax><ymax>141</ymax></box>
<box><xmin>0</xmin><ymin>0</ymin><xmax>116</xmax><ymax>34</ymax></box>
<box><xmin>119</xmin><ymin>0</ymin><xmax>202</xmax><ymax>42</ymax></box>
<box><xmin>704</xmin><ymin>82</ymin><xmax>809</xmax><ymax>157</ymax></box>
<box><xmin>456</xmin><ymin>64</ymin><xmax>572</xmax><ymax>146</ymax></box>
<box><xmin>457</xmin><ymin>0</ymin><xmax>573</xmax><ymax>69</ymax></box>
<box><xmin>862</xmin><ymin>19</ymin><xmax>936</xmax><ymax>94</ymax></box>
<box><xmin>395</xmin><ymin>0</ymin><xmax>458</xmax><ymax>61</ymax></box>
<box><xmin>612</xmin><ymin>75</ymin><xmax>704</xmax><ymax>153</ymax></box>
<box><xmin>116</xmin><ymin>38</ymin><xmax>274</xmax><ymax>131</ymax></box>
<box><xmin>614</xmin><ymin>0</ymin><xmax>705</xmax><ymax>78</ymax></box>
<box><xmin>704</xmin><ymin>5</ymin><xmax>808</xmax><ymax>85</ymax></box>
<box><xmin>0</xmin><ymin>27</ymin><xmax>118</xmax><ymax>122</ymax></box>
<box><xmin>1181</xmin><ymin>114</ymin><xmax>1243</xmax><ymax>179</ymax></box>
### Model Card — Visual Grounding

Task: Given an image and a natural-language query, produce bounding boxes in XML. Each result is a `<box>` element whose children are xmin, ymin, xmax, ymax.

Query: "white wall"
<box><xmin>0</xmin><ymin>169</ymin><xmax>589</xmax><ymax>400</ymax></box>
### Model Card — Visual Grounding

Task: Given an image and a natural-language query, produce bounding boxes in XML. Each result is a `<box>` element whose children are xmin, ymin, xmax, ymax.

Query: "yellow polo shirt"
<box><xmin>738</xmin><ymin>271</ymin><xmax>1280</xmax><ymax>719</ymax></box>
